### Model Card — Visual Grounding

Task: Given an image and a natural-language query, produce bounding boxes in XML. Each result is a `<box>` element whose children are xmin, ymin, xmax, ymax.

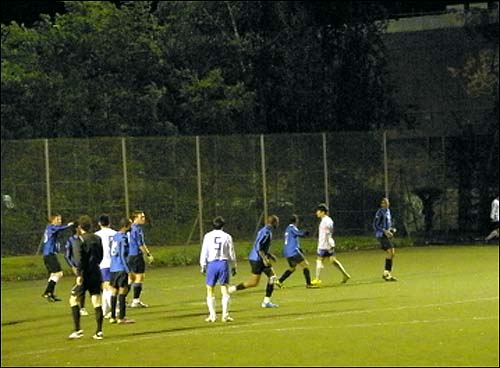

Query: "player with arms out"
<box><xmin>312</xmin><ymin>204</ymin><xmax>351</xmax><ymax>286</ymax></box>
<box><xmin>275</xmin><ymin>214</ymin><xmax>318</xmax><ymax>289</ymax></box>
<box><xmin>41</xmin><ymin>214</ymin><xmax>74</xmax><ymax>302</ymax></box>
<box><xmin>373</xmin><ymin>197</ymin><xmax>398</xmax><ymax>281</ymax></box>
<box><xmin>199</xmin><ymin>216</ymin><xmax>237</xmax><ymax>322</ymax></box>
<box><xmin>229</xmin><ymin>215</ymin><xmax>280</xmax><ymax>308</ymax></box>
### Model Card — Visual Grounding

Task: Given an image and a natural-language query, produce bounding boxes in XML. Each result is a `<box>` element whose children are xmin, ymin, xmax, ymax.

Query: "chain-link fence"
<box><xmin>1</xmin><ymin>130</ymin><xmax>498</xmax><ymax>255</ymax></box>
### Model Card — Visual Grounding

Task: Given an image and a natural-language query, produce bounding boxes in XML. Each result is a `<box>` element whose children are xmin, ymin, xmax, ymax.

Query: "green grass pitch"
<box><xmin>1</xmin><ymin>245</ymin><xmax>498</xmax><ymax>367</ymax></box>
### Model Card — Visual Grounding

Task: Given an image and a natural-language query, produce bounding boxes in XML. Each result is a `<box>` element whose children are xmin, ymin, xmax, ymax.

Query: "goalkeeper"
<box><xmin>373</xmin><ymin>197</ymin><xmax>398</xmax><ymax>281</ymax></box>
<box><xmin>275</xmin><ymin>214</ymin><xmax>318</xmax><ymax>289</ymax></box>
<box><xmin>228</xmin><ymin>215</ymin><xmax>280</xmax><ymax>308</ymax></box>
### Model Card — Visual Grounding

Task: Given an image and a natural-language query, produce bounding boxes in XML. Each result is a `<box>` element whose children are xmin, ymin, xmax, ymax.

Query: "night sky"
<box><xmin>1</xmin><ymin>1</ymin><xmax>482</xmax><ymax>27</ymax></box>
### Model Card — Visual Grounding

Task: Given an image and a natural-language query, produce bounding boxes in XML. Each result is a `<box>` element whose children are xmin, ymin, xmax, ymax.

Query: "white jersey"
<box><xmin>199</xmin><ymin>229</ymin><xmax>236</xmax><ymax>268</ymax></box>
<box><xmin>317</xmin><ymin>215</ymin><xmax>335</xmax><ymax>250</ymax></box>
<box><xmin>95</xmin><ymin>227</ymin><xmax>117</xmax><ymax>269</ymax></box>
<box><xmin>491</xmin><ymin>198</ymin><xmax>499</xmax><ymax>222</ymax></box>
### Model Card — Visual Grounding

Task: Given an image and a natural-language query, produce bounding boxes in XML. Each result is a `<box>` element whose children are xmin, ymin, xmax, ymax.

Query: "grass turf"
<box><xmin>1</xmin><ymin>245</ymin><xmax>498</xmax><ymax>367</ymax></box>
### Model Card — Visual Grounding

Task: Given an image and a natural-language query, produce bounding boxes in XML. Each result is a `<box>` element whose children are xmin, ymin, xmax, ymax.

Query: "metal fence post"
<box><xmin>121</xmin><ymin>137</ymin><xmax>130</xmax><ymax>217</ymax></box>
<box><xmin>383</xmin><ymin>130</ymin><xmax>389</xmax><ymax>199</ymax></box>
<box><xmin>196</xmin><ymin>136</ymin><xmax>203</xmax><ymax>242</ymax></box>
<box><xmin>260</xmin><ymin>134</ymin><xmax>268</xmax><ymax>221</ymax></box>
<box><xmin>322</xmin><ymin>132</ymin><xmax>329</xmax><ymax>209</ymax></box>
<box><xmin>44</xmin><ymin>139</ymin><xmax>51</xmax><ymax>219</ymax></box>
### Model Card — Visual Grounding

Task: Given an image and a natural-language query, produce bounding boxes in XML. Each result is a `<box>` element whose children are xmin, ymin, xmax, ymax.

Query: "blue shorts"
<box><xmin>317</xmin><ymin>248</ymin><xmax>335</xmax><ymax>258</ymax></box>
<box><xmin>100</xmin><ymin>267</ymin><xmax>111</xmax><ymax>282</ymax></box>
<box><xmin>205</xmin><ymin>260</ymin><xmax>230</xmax><ymax>287</ymax></box>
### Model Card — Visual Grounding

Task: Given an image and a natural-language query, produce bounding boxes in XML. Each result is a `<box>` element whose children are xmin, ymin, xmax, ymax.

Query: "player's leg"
<box><xmin>330</xmin><ymin>255</ymin><xmax>351</xmax><ymax>283</ymax></box>
<box><xmin>42</xmin><ymin>255</ymin><xmax>63</xmax><ymax>301</ymax></box>
<box><xmin>220</xmin><ymin>285</ymin><xmax>233</xmax><ymax>322</ymax></box>
<box><xmin>204</xmin><ymin>264</ymin><xmax>218</xmax><ymax>322</ymax></box>
<box><xmin>90</xmin><ymin>292</ymin><xmax>104</xmax><ymax>340</ymax></box>
<box><xmin>261</xmin><ymin>267</ymin><xmax>278</xmax><ymax>308</ymax></box>
<box><xmin>312</xmin><ymin>256</ymin><xmax>324</xmax><ymax>285</ymax></box>
<box><xmin>68</xmin><ymin>283</ymin><xmax>83</xmax><ymax>339</ymax></box>
<box><xmin>228</xmin><ymin>260</ymin><xmax>262</xmax><ymax>293</ymax></box>
<box><xmin>383</xmin><ymin>245</ymin><xmax>397</xmax><ymax>281</ymax></box>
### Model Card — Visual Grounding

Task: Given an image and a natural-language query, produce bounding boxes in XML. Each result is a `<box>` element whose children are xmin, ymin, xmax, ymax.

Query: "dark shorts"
<box><xmin>287</xmin><ymin>253</ymin><xmax>306</xmax><ymax>268</ymax></box>
<box><xmin>128</xmin><ymin>255</ymin><xmax>145</xmax><ymax>274</ymax></box>
<box><xmin>110</xmin><ymin>271</ymin><xmax>129</xmax><ymax>290</ymax></box>
<box><xmin>317</xmin><ymin>248</ymin><xmax>336</xmax><ymax>258</ymax></box>
<box><xmin>491</xmin><ymin>221</ymin><xmax>499</xmax><ymax>230</ymax></box>
<box><xmin>249</xmin><ymin>260</ymin><xmax>273</xmax><ymax>276</ymax></box>
<box><xmin>100</xmin><ymin>267</ymin><xmax>111</xmax><ymax>282</ymax></box>
<box><xmin>71</xmin><ymin>270</ymin><xmax>102</xmax><ymax>297</ymax></box>
<box><xmin>43</xmin><ymin>254</ymin><xmax>62</xmax><ymax>273</ymax></box>
<box><xmin>378</xmin><ymin>235</ymin><xmax>395</xmax><ymax>251</ymax></box>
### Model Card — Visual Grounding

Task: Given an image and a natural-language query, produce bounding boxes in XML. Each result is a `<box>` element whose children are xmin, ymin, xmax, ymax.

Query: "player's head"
<box><xmin>315</xmin><ymin>203</ymin><xmax>328</xmax><ymax>218</ymax></box>
<box><xmin>49</xmin><ymin>214</ymin><xmax>62</xmax><ymax>225</ymax></box>
<box><xmin>290</xmin><ymin>214</ymin><xmax>299</xmax><ymax>225</ymax></box>
<box><xmin>78</xmin><ymin>215</ymin><xmax>93</xmax><ymax>233</ymax></box>
<box><xmin>131</xmin><ymin>210</ymin><xmax>146</xmax><ymax>225</ymax></box>
<box><xmin>380</xmin><ymin>197</ymin><xmax>390</xmax><ymax>208</ymax></box>
<box><xmin>118</xmin><ymin>217</ymin><xmax>132</xmax><ymax>232</ymax></box>
<box><xmin>98</xmin><ymin>214</ymin><xmax>111</xmax><ymax>227</ymax></box>
<box><xmin>267</xmin><ymin>215</ymin><xmax>279</xmax><ymax>229</ymax></box>
<box><xmin>212</xmin><ymin>216</ymin><xmax>225</xmax><ymax>230</ymax></box>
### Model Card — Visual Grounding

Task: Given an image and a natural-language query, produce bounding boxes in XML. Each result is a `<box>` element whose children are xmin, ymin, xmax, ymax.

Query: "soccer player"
<box><xmin>485</xmin><ymin>194</ymin><xmax>499</xmax><ymax>242</ymax></box>
<box><xmin>41</xmin><ymin>214</ymin><xmax>74</xmax><ymax>302</ymax></box>
<box><xmin>276</xmin><ymin>214</ymin><xmax>318</xmax><ymax>289</ymax></box>
<box><xmin>68</xmin><ymin>215</ymin><xmax>105</xmax><ymax>340</ymax></box>
<box><xmin>128</xmin><ymin>210</ymin><xmax>154</xmax><ymax>308</ymax></box>
<box><xmin>109</xmin><ymin>217</ymin><xmax>135</xmax><ymax>324</ymax></box>
<box><xmin>228</xmin><ymin>215</ymin><xmax>280</xmax><ymax>308</ymax></box>
<box><xmin>95</xmin><ymin>214</ymin><xmax>117</xmax><ymax>318</ymax></box>
<box><xmin>373</xmin><ymin>197</ymin><xmax>398</xmax><ymax>281</ymax></box>
<box><xmin>199</xmin><ymin>216</ymin><xmax>237</xmax><ymax>322</ymax></box>
<box><xmin>64</xmin><ymin>222</ymin><xmax>89</xmax><ymax>316</ymax></box>
<box><xmin>312</xmin><ymin>204</ymin><xmax>351</xmax><ymax>286</ymax></box>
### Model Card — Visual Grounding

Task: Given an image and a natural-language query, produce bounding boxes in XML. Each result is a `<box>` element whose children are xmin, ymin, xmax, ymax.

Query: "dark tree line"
<box><xmin>1</xmin><ymin>1</ymin><xmax>402</xmax><ymax>139</ymax></box>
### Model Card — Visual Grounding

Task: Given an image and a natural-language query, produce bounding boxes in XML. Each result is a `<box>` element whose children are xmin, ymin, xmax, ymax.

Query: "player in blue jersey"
<box><xmin>68</xmin><ymin>215</ymin><xmax>105</xmax><ymax>340</ymax></box>
<box><xmin>228</xmin><ymin>215</ymin><xmax>280</xmax><ymax>308</ymax></box>
<box><xmin>275</xmin><ymin>215</ymin><xmax>318</xmax><ymax>289</ymax></box>
<box><xmin>109</xmin><ymin>218</ymin><xmax>135</xmax><ymax>324</ymax></box>
<box><xmin>64</xmin><ymin>222</ymin><xmax>89</xmax><ymax>316</ymax></box>
<box><xmin>41</xmin><ymin>214</ymin><xmax>74</xmax><ymax>302</ymax></box>
<box><xmin>373</xmin><ymin>197</ymin><xmax>398</xmax><ymax>281</ymax></box>
<box><xmin>128</xmin><ymin>210</ymin><xmax>154</xmax><ymax>308</ymax></box>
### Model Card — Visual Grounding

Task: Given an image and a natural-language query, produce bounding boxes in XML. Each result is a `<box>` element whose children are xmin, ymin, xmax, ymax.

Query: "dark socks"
<box><xmin>94</xmin><ymin>306</ymin><xmax>103</xmax><ymax>332</ymax></box>
<box><xmin>71</xmin><ymin>305</ymin><xmax>80</xmax><ymax>331</ymax></box>
<box><xmin>236</xmin><ymin>282</ymin><xmax>246</xmax><ymax>291</ymax></box>
<box><xmin>45</xmin><ymin>280</ymin><xmax>56</xmax><ymax>295</ymax></box>
<box><xmin>119</xmin><ymin>294</ymin><xmax>126</xmax><ymax>319</ymax></box>
<box><xmin>110</xmin><ymin>295</ymin><xmax>117</xmax><ymax>319</ymax></box>
<box><xmin>385</xmin><ymin>258</ymin><xmax>393</xmax><ymax>272</ymax></box>
<box><xmin>303</xmin><ymin>268</ymin><xmax>312</xmax><ymax>285</ymax></box>
<box><xmin>133</xmin><ymin>283</ymin><xmax>142</xmax><ymax>299</ymax></box>
<box><xmin>265</xmin><ymin>282</ymin><xmax>274</xmax><ymax>297</ymax></box>
<box><xmin>279</xmin><ymin>269</ymin><xmax>294</xmax><ymax>283</ymax></box>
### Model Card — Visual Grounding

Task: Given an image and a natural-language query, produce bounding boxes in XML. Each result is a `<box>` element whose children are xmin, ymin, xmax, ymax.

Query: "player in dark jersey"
<box><xmin>373</xmin><ymin>197</ymin><xmax>398</xmax><ymax>281</ymax></box>
<box><xmin>68</xmin><ymin>215</ymin><xmax>104</xmax><ymax>340</ymax></box>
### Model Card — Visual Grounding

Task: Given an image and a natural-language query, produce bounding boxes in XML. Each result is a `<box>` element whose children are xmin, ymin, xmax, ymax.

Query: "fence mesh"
<box><xmin>1</xmin><ymin>130</ymin><xmax>497</xmax><ymax>255</ymax></box>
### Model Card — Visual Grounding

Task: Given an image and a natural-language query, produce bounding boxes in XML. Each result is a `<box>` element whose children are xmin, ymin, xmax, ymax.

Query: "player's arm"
<box><xmin>228</xmin><ymin>235</ymin><xmax>237</xmax><ymax>276</ymax></box>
